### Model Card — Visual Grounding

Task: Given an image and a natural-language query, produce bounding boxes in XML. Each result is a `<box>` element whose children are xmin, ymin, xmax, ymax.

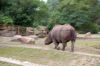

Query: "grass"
<box><xmin>76</xmin><ymin>40</ymin><xmax>100</xmax><ymax>46</ymax></box>
<box><xmin>0</xmin><ymin>61</ymin><xmax>20</xmax><ymax>66</ymax></box>
<box><xmin>0</xmin><ymin>47</ymin><xmax>81</xmax><ymax>66</ymax></box>
<box><xmin>35</xmin><ymin>38</ymin><xmax>100</xmax><ymax>54</ymax></box>
<box><xmin>0</xmin><ymin>47</ymin><xmax>100</xmax><ymax>66</ymax></box>
<box><xmin>36</xmin><ymin>36</ymin><xmax>100</xmax><ymax>46</ymax></box>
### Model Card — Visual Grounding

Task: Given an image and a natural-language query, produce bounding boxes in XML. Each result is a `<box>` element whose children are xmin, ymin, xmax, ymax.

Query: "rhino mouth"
<box><xmin>45</xmin><ymin>42</ymin><xmax>50</xmax><ymax>45</ymax></box>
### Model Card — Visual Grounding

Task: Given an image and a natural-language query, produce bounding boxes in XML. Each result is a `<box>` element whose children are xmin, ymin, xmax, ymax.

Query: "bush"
<box><xmin>78</xmin><ymin>23</ymin><xmax>99</xmax><ymax>34</ymax></box>
<box><xmin>90</xmin><ymin>24</ymin><xmax>99</xmax><ymax>34</ymax></box>
<box><xmin>47</xmin><ymin>22</ymin><xmax>55</xmax><ymax>30</ymax></box>
<box><xmin>0</xmin><ymin>14</ymin><xmax>13</xmax><ymax>25</ymax></box>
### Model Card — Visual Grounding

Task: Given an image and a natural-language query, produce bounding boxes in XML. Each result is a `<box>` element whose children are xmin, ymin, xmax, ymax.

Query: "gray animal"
<box><xmin>45</xmin><ymin>24</ymin><xmax>76</xmax><ymax>52</ymax></box>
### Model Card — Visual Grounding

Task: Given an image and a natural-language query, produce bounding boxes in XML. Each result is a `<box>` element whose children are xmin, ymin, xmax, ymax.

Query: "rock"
<box><xmin>28</xmin><ymin>35</ymin><xmax>38</xmax><ymax>40</ymax></box>
<box><xmin>34</xmin><ymin>26</ymin><xmax>48</xmax><ymax>38</ymax></box>
<box><xmin>84</xmin><ymin>32</ymin><xmax>91</xmax><ymax>38</ymax></box>
<box><xmin>11</xmin><ymin>35</ymin><xmax>35</xmax><ymax>44</ymax></box>
<box><xmin>26</xmin><ymin>27</ymin><xmax>34</xmax><ymax>35</ymax></box>
<box><xmin>19</xmin><ymin>37</ymin><xmax>35</xmax><ymax>44</ymax></box>
<box><xmin>11</xmin><ymin>35</ymin><xmax>22</xmax><ymax>41</ymax></box>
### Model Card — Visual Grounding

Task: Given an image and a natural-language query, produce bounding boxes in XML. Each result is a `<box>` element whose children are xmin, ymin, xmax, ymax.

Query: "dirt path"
<box><xmin>0</xmin><ymin>57</ymin><xmax>46</xmax><ymax>66</ymax></box>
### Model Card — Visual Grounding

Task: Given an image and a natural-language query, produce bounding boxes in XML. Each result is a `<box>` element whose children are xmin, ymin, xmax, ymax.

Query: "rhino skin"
<box><xmin>45</xmin><ymin>24</ymin><xmax>76</xmax><ymax>52</ymax></box>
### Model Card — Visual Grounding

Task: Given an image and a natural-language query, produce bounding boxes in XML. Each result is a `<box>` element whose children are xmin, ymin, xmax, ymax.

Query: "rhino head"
<box><xmin>45</xmin><ymin>34</ymin><xmax>52</xmax><ymax>45</ymax></box>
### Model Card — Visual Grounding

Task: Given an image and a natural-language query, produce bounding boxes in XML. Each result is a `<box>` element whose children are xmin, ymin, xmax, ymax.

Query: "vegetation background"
<box><xmin>0</xmin><ymin>0</ymin><xmax>100</xmax><ymax>33</ymax></box>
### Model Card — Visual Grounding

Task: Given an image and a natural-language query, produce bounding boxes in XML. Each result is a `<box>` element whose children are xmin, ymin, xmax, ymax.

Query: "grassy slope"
<box><xmin>0</xmin><ymin>47</ymin><xmax>100</xmax><ymax>66</ymax></box>
<box><xmin>0</xmin><ymin>47</ymin><xmax>82</xmax><ymax>66</ymax></box>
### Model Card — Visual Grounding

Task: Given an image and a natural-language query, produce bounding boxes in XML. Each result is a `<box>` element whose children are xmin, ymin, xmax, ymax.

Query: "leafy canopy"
<box><xmin>0</xmin><ymin>0</ymin><xmax>48</xmax><ymax>27</ymax></box>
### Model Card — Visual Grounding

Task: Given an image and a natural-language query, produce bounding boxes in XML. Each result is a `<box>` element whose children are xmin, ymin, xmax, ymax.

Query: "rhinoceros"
<box><xmin>45</xmin><ymin>24</ymin><xmax>76</xmax><ymax>52</ymax></box>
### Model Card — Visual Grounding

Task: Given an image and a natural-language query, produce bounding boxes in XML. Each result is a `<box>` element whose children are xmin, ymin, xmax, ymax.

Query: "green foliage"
<box><xmin>79</xmin><ymin>23</ymin><xmax>99</xmax><ymax>33</ymax></box>
<box><xmin>90</xmin><ymin>24</ymin><xmax>99</xmax><ymax>33</ymax></box>
<box><xmin>0</xmin><ymin>0</ymin><xmax>100</xmax><ymax>33</ymax></box>
<box><xmin>59</xmin><ymin>0</ymin><xmax>96</xmax><ymax>25</ymax></box>
<box><xmin>0</xmin><ymin>14</ymin><xmax>13</xmax><ymax>25</ymax></box>
<box><xmin>47</xmin><ymin>0</ymin><xmax>59</xmax><ymax>10</ymax></box>
<box><xmin>47</xmin><ymin>10</ymin><xmax>61</xmax><ymax>30</ymax></box>
<box><xmin>0</xmin><ymin>0</ymin><xmax>48</xmax><ymax>27</ymax></box>
<box><xmin>47</xmin><ymin>22</ymin><xmax>54</xmax><ymax>30</ymax></box>
<box><xmin>47</xmin><ymin>0</ymin><xmax>60</xmax><ymax>30</ymax></box>
<box><xmin>49</xmin><ymin>10</ymin><xmax>60</xmax><ymax>24</ymax></box>
<box><xmin>47</xmin><ymin>0</ymin><xmax>100</xmax><ymax>33</ymax></box>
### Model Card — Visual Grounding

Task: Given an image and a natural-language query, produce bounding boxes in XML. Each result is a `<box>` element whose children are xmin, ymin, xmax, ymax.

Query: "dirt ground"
<box><xmin>0</xmin><ymin>36</ymin><xmax>100</xmax><ymax>66</ymax></box>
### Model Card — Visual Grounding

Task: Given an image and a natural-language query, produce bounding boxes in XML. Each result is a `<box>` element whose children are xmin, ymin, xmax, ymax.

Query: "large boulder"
<box><xmin>11</xmin><ymin>35</ymin><xmax>35</xmax><ymax>44</ymax></box>
<box><xmin>19</xmin><ymin>37</ymin><xmax>35</xmax><ymax>44</ymax></box>
<box><xmin>11</xmin><ymin>35</ymin><xmax>22</xmax><ymax>41</ymax></box>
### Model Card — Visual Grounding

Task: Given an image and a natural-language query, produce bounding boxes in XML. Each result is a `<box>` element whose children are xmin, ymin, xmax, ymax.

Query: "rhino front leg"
<box><xmin>54</xmin><ymin>42</ymin><xmax>59</xmax><ymax>50</ymax></box>
<box><xmin>62</xmin><ymin>43</ymin><xmax>67</xmax><ymax>51</ymax></box>
<box><xmin>71</xmin><ymin>40</ymin><xmax>75</xmax><ymax>52</ymax></box>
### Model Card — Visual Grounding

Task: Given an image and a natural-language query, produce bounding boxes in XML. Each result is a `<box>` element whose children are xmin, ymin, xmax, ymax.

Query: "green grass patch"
<box><xmin>0</xmin><ymin>47</ymin><xmax>80</xmax><ymax>66</ymax></box>
<box><xmin>76</xmin><ymin>40</ymin><xmax>100</xmax><ymax>47</ymax></box>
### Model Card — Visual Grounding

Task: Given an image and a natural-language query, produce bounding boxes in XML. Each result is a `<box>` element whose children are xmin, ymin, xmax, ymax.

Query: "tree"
<box><xmin>0</xmin><ymin>0</ymin><xmax>48</xmax><ymax>27</ymax></box>
<box><xmin>47</xmin><ymin>0</ymin><xmax>100</xmax><ymax>33</ymax></box>
<box><xmin>59</xmin><ymin>0</ymin><xmax>97</xmax><ymax>24</ymax></box>
<box><xmin>47</xmin><ymin>0</ymin><xmax>60</xmax><ymax>30</ymax></box>
<box><xmin>59</xmin><ymin>0</ymin><xmax>99</xmax><ymax>33</ymax></box>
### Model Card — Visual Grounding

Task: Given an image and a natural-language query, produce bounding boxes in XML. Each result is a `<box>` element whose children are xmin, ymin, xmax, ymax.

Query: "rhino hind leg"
<box><xmin>62</xmin><ymin>43</ymin><xmax>67</xmax><ymax>51</ymax></box>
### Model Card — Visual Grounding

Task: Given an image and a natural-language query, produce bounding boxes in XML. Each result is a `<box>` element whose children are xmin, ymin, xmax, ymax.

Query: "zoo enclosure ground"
<box><xmin>0</xmin><ymin>34</ymin><xmax>100</xmax><ymax>66</ymax></box>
